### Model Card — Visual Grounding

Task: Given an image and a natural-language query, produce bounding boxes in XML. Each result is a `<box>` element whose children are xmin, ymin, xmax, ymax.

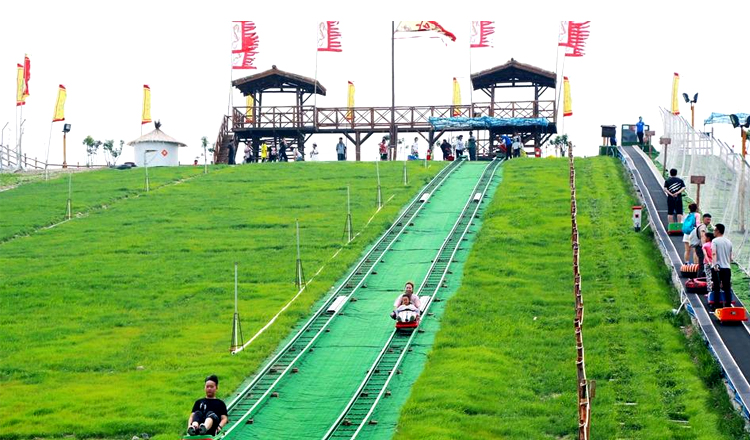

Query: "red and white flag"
<box><xmin>23</xmin><ymin>54</ymin><xmax>30</xmax><ymax>98</ymax></box>
<box><xmin>470</xmin><ymin>21</ymin><xmax>495</xmax><ymax>48</ymax></box>
<box><xmin>318</xmin><ymin>21</ymin><xmax>342</xmax><ymax>52</ymax></box>
<box><xmin>232</xmin><ymin>21</ymin><xmax>260</xmax><ymax>69</ymax></box>
<box><xmin>395</xmin><ymin>21</ymin><xmax>456</xmax><ymax>42</ymax></box>
<box><xmin>558</xmin><ymin>21</ymin><xmax>590</xmax><ymax>57</ymax></box>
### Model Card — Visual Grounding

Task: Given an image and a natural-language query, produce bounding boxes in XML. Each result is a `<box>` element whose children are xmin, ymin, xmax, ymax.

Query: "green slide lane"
<box><xmin>230</xmin><ymin>162</ymin><xmax>496</xmax><ymax>440</ymax></box>
<box><xmin>357</xmin><ymin>165</ymin><xmax>502</xmax><ymax>440</ymax></box>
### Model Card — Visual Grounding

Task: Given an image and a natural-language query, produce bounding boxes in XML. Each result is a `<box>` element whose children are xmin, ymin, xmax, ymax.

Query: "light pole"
<box><xmin>682</xmin><ymin>93</ymin><xmax>698</xmax><ymax>127</ymax></box>
<box><xmin>62</xmin><ymin>123</ymin><xmax>71</xmax><ymax>169</ymax></box>
<box><xmin>730</xmin><ymin>114</ymin><xmax>749</xmax><ymax>232</ymax></box>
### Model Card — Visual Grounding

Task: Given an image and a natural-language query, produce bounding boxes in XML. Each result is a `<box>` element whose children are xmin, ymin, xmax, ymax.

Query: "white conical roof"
<box><xmin>128</xmin><ymin>127</ymin><xmax>186</xmax><ymax>147</ymax></box>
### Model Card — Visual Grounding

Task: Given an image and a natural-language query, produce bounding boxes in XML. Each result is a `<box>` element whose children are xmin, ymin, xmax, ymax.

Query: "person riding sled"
<box><xmin>187</xmin><ymin>375</ymin><xmax>228</xmax><ymax>436</ymax></box>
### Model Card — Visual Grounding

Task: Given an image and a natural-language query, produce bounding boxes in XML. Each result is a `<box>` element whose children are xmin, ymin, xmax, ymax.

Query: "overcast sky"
<box><xmin>1</xmin><ymin>3</ymin><xmax>748</xmax><ymax>166</ymax></box>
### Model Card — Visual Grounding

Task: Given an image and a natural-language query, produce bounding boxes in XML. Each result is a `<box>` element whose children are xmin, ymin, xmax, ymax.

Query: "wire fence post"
<box><xmin>230</xmin><ymin>262</ymin><xmax>244</xmax><ymax>352</ymax></box>
<box><xmin>65</xmin><ymin>171</ymin><xmax>72</xmax><ymax>220</ymax></box>
<box><xmin>343</xmin><ymin>185</ymin><xmax>353</xmax><ymax>243</ymax></box>
<box><xmin>376</xmin><ymin>160</ymin><xmax>382</xmax><ymax>210</ymax></box>
<box><xmin>295</xmin><ymin>219</ymin><xmax>306</xmax><ymax>289</ymax></box>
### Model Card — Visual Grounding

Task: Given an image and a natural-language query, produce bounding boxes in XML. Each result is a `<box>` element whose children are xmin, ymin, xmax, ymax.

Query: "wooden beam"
<box><xmin>360</xmin><ymin>132</ymin><xmax>375</xmax><ymax>144</ymax></box>
<box><xmin>343</xmin><ymin>132</ymin><xmax>357</xmax><ymax>145</ymax></box>
<box><xmin>355</xmin><ymin>132</ymin><xmax>361</xmax><ymax>161</ymax></box>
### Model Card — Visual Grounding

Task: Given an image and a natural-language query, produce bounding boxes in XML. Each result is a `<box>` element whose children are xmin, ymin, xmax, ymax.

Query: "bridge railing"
<box><xmin>230</xmin><ymin>100</ymin><xmax>556</xmax><ymax>131</ymax></box>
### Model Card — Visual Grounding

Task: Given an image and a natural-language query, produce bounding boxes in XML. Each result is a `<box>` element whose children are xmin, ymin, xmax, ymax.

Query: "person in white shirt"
<box><xmin>309</xmin><ymin>143</ymin><xmax>319</xmax><ymax>161</ymax></box>
<box><xmin>390</xmin><ymin>281</ymin><xmax>421</xmax><ymax>320</ymax></box>
<box><xmin>512</xmin><ymin>135</ymin><xmax>522</xmax><ymax>158</ymax></box>
<box><xmin>411</xmin><ymin>137</ymin><xmax>419</xmax><ymax>159</ymax></box>
<box><xmin>711</xmin><ymin>223</ymin><xmax>734</xmax><ymax>308</ymax></box>
<box><xmin>455</xmin><ymin>135</ymin><xmax>465</xmax><ymax>158</ymax></box>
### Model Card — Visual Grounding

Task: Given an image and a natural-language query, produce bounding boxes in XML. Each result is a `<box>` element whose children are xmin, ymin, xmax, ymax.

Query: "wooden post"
<box><xmin>690</xmin><ymin>176</ymin><xmax>705</xmax><ymax>210</ymax></box>
<box><xmin>355</xmin><ymin>131</ymin><xmax>361</xmax><ymax>161</ymax></box>
<box><xmin>63</xmin><ymin>131</ymin><xmax>68</xmax><ymax>168</ymax></box>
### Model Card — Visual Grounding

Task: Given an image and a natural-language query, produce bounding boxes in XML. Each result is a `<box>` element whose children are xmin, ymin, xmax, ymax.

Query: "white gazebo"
<box><xmin>128</xmin><ymin>122</ymin><xmax>187</xmax><ymax>167</ymax></box>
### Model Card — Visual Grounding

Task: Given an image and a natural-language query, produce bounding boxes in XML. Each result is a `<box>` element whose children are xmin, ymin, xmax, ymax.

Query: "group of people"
<box><xmin>243</xmin><ymin>141</ymin><xmax>306</xmax><ymax>163</ymax></box>
<box><xmin>390</xmin><ymin>281</ymin><xmax>422</xmax><ymax>322</ymax></box>
<box><xmin>665</xmin><ymin>168</ymin><xmax>734</xmax><ymax>308</ymax></box>
<box><xmin>494</xmin><ymin>134</ymin><xmax>524</xmax><ymax>159</ymax></box>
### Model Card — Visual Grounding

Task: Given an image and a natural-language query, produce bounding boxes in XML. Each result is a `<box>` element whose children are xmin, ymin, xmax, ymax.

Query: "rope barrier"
<box><xmin>569</xmin><ymin>144</ymin><xmax>591</xmax><ymax>440</ymax></box>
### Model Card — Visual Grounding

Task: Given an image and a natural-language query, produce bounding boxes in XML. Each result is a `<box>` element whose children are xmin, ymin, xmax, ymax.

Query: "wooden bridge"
<box><xmin>215</xmin><ymin>59</ymin><xmax>558</xmax><ymax>163</ymax></box>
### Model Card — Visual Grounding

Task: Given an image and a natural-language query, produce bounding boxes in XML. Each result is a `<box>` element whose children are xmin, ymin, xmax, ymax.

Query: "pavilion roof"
<box><xmin>232</xmin><ymin>65</ymin><xmax>327</xmax><ymax>96</ymax></box>
<box><xmin>471</xmin><ymin>58</ymin><xmax>556</xmax><ymax>89</ymax></box>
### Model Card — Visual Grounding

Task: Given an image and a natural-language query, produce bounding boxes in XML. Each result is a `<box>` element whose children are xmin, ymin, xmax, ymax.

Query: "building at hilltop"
<box><xmin>128</xmin><ymin>122</ymin><xmax>187</xmax><ymax>167</ymax></box>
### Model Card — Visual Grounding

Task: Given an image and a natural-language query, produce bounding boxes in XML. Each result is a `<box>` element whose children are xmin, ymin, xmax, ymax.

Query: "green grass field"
<box><xmin>393</xmin><ymin>157</ymin><xmax>747</xmax><ymax>440</ymax></box>
<box><xmin>0</xmin><ymin>161</ymin><xmax>444</xmax><ymax>439</ymax></box>
<box><xmin>0</xmin><ymin>166</ymin><xmax>212</xmax><ymax>242</ymax></box>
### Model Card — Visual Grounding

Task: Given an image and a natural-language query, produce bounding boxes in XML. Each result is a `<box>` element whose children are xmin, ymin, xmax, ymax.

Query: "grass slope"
<box><xmin>0</xmin><ymin>161</ymin><xmax>444</xmax><ymax>439</ymax></box>
<box><xmin>0</xmin><ymin>166</ymin><xmax>209</xmax><ymax>242</ymax></box>
<box><xmin>394</xmin><ymin>157</ymin><xmax>743</xmax><ymax>439</ymax></box>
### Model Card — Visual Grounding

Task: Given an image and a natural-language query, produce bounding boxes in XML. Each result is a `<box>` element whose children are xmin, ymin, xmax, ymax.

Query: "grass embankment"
<box><xmin>394</xmin><ymin>157</ymin><xmax>745</xmax><ymax>439</ymax></box>
<box><xmin>0</xmin><ymin>161</ymin><xmax>444</xmax><ymax>439</ymax></box>
<box><xmin>0</xmin><ymin>166</ymin><xmax>209</xmax><ymax>242</ymax></box>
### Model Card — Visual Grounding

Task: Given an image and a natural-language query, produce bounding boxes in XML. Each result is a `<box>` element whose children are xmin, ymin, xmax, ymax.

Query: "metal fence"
<box><xmin>658</xmin><ymin>107</ymin><xmax>750</xmax><ymax>275</ymax></box>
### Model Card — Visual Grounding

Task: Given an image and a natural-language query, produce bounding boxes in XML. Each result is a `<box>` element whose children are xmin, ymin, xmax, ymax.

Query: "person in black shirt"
<box><xmin>663</xmin><ymin>168</ymin><xmax>686</xmax><ymax>223</ymax></box>
<box><xmin>187</xmin><ymin>375</ymin><xmax>228</xmax><ymax>436</ymax></box>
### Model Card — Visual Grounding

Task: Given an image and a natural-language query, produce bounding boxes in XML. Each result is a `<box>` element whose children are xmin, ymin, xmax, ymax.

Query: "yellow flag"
<box><xmin>53</xmin><ymin>85</ymin><xmax>67</xmax><ymax>122</ymax></box>
<box><xmin>346</xmin><ymin>81</ymin><xmax>355</xmax><ymax>122</ymax></box>
<box><xmin>452</xmin><ymin>77</ymin><xmax>461</xmax><ymax>116</ymax></box>
<box><xmin>16</xmin><ymin>64</ymin><xmax>26</xmax><ymax>106</ymax></box>
<box><xmin>563</xmin><ymin>76</ymin><xmax>572</xmax><ymax>117</ymax></box>
<box><xmin>142</xmin><ymin>85</ymin><xmax>152</xmax><ymax>125</ymax></box>
<box><xmin>671</xmin><ymin>73</ymin><xmax>680</xmax><ymax>115</ymax></box>
<box><xmin>245</xmin><ymin>94</ymin><xmax>254</xmax><ymax>123</ymax></box>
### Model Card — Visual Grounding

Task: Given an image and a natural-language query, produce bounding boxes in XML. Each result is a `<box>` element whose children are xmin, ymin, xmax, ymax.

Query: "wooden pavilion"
<box><xmin>215</xmin><ymin>59</ymin><xmax>557</xmax><ymax>163</ymax></box>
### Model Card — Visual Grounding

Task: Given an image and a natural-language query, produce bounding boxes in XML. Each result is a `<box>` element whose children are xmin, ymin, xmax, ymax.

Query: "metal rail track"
<box><xmin>221</xmin><ymin>159</ymin><xmax>464</xmax><ymax>437</ymax></box>
<box><xmin>322</xmin><ymin>158</ymin><xmax>502</xmax><ymax>439</ymax></box>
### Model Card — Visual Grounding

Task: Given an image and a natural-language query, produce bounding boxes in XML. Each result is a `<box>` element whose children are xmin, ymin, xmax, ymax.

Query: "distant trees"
<box><xmin>82</xmin><ymin>136</ymin><xmax>101</xmax><ymax>166</ymax></box>
<box><xmin>103</xmin><ymin>139</ymin><xmax>123</xmax><ymax>166</ymax></box>
<box><xmin>83</xmin><ymin>137</ymin><xmax>124</xmax><ymax>166</ymax></box>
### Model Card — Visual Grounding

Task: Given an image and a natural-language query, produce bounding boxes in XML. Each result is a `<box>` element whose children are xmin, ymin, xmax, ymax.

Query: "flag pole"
<box><xmin>44</xmin><ymin>121</ymin><xmax>54</xmax><ymax>180</ymax></box>
<box><xmin>314</xmin><ymin>23</ymin><xmax>319</xmax><ymax>109</ymax></box>
<box><xmin>390</xmin><ymin>21</ymin><xmax>396</xmax><ymax>161</ymax></box>
<box><xmin>228</xmin><ymin>22</ymin><xmax>234</xmax><ymax>117</ymax></box>
<box><xmin>468</xmin><ymin>24</ymin><xmax>473</xmax><ymax>114</ymax></box>
<box><xmin>17</xmin><ymin>105</ymin><xmax>24</xmax><ymax>171</ymax></box>
<box><xmin>14</xmin><ymin>90</ymin><xmax>19</xmax><ymax>170</ymax></box>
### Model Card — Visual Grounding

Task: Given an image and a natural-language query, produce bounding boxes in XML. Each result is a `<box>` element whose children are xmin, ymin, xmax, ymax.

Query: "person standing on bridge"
<box><xmin>711</xmin><ymin>224</ymin><xmax>734</xmax><ymax>308</ymax></box>
<box><xmin>636</xmin><ymin>116</ymin><xmax>645</xmax><ymax>145</ymax></box>
<box><xmin>467</xmin><ymin>131</ymin><xmax>477</xmax><ymax>161</ymax></box>
<box><xmin>664</xmin><ymin>168</ymin><xmax>685</xmax><ymax>224</ymax></box>
<box><xmin>336</xmin><ymin>137</ymin><xmax>347</xmax><ymax>161</ymax></box>
<box><xmin>187</xmin><ymin>375</ymin><xmax>228</xmax><ymax>436</ymax></box>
